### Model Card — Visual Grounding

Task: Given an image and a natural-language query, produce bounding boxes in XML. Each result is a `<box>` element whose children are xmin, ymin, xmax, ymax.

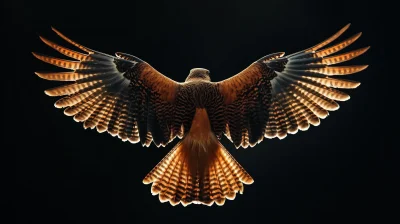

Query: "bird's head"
<box><xmin>185</xmin><ymin>68</ymin><xmax>210</xmax><ymax>82</ymax></box>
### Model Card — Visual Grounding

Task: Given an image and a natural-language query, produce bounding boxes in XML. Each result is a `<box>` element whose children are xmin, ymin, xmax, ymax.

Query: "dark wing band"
<box><xmin>217</xmin><ymin>24</ymin><xmax>369</xmax><ymax>149</ymax></box>
<box><xmin>33</xmin><ymin>28</ymin><xmax>181</xmax><ymax>147</ymax></box>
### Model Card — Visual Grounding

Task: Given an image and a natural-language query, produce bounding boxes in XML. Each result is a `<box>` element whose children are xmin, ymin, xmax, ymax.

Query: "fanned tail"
<box><xmin>143</xmin><ymin>133</ymin><xmax>254</xmax><ymax>206</ymax></box>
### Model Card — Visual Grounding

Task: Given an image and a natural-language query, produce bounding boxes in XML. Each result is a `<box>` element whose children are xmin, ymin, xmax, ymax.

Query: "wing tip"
<box><xmin>32</xmin><ymin>52</ymin><xmax>47</xmax><ymax>63</ymax></box>
<box><xmin>38</xmin><ymin>35</ymin><xmax>49</xmax><ymax>44</ymax></box>
<box><xmin>363</xmin><ymin>46</ymin><xmax>371</xmax><ymax>52</ymax></box>
<box><xmin>44</xmin><ymin>88</ymin><xmax>60</xmax><ymax>96</ymax></box>
<box><xmin>330</xmin><ymin>104</ymin><xmax>340</xmax><ymax>111</ymax></box>
<box><xmin>50</xmin><ymin>26</ymin><xmax>65</xmax><ymax>38</ymax></box>
<box><xmin>34</xmin><ymin>71</ymin><xmax>43</xmax><ymax>78</ymax></box>
<box><xmin>32</xmin><ymin>52</ymin><xmax>40</xmax><ymax>59</ymax></box>
<box><xmin>34</xmin><ymin>72</ymin><xmax>54</xmax><ymax>81</ymax></box>
<box><xmin>342</xmin><ymin>95</ymin><xmax>351</xmax><ymax>101</ymax></box>
<box><xmin>360</xmin><ymin>64</ymin><xmax>369</xmax><ymax>71</ymax></box>
<box><xmin>44</xmin><ymin>90</ymin><xmax>53</xmax><ymax>96</ymax></box>
<box><xmin>32</xmin><ymin>52</ymin><xmax>49</xmax><ymax>62</ymax></box>
<box><xmin>51</xmin><ymin>26</ymin><xmax>60</xmax><ymax>34</ymax></box>
<box><xmin>38</xmin><ymin>35</ymin><xmax>60</xmax><ymax>50</ymax></box>
<box><xmin>54</xmin><ymin>101</ymin><xmax>63</xmax><ymax>108</ymax></box>
<box><xmin>64</xmin><ymin>110</ymin><xmax>75</xmax><ymax>116</ymax></box>
<box><xmin>346</xmin><ymin>32</ymin><xmax>363</xmax><ymax>43</ymax></box>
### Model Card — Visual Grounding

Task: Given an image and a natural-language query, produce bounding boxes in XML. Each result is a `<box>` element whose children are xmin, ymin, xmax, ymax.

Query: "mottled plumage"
<box><xmin>33</xmin><ymin>24</ymin><xmax>369</xmax><ymax>206</ymax></box>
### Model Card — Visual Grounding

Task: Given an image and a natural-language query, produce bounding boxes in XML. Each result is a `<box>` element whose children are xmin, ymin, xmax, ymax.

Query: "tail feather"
<box><xmin>217</xmin><ymin>154</ymin><xmax>240</xmax><ymax>197</ymax></box>
<box><xmin>167</xmin><ymin>159</ymin><xmax>184</xmax><ymax>206</ymax></box>
<box><xmin>143</xmin><ymin>134</ymin><xmax>254</xmax><ymax>206</ymax></box>
<box><xmin>200</xmin><ymin>169</ymin><xmax>213</xmax><ymax>205</ymax></box>
<box><xmin>158</xmin><ymin>152</ymin><xmax>181</xmax><ymax>203</ymax></box>
<box><xmin>220</xmin><ymin>145</ymin><xmax>254</xmax><ymax>185</ymax></box>
<box><xmin>215</xmin><ymin>157</ymin><xmax>232</xmax><ymax>199</ymax></box>
<box><xmin>181</xmin><ymin>171</ymin><xmax>196</xmax><ymax>206</ymax></box>
<box><xmin>173</xmin><ymin>162</ymin><xmax>188</xmax><ymax>204</ymax></box>
<box><xmin>211</xmin><ymin>164</ymin><xmax>226</xmax><ymax>206</ymax></box>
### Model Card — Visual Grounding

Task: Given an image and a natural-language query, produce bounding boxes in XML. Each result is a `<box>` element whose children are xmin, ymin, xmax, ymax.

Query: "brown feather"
<box><xmin>306</xmin><ymin>23</ymin><xmax>351</xmax><ymax>52</ymax></box>
<box><xmin>34</xmin><ymin>24</ymin><xmax>370</xmax><ymax>207</ymax></box>
<box><xmin>321</xmin><ymin>47</ymin><xmax>370</xmax><ymax>65</ymax></box>
<box><xmin>34</xmin><ymin>27</ymin><xmax>180</xmax><ymax>148</ymax></box>
<box><xmin>143</xmin><ymin>109</ymin><xmax>253</xmax><ymax>206</ymax></box>
<box><xmin>315</xmin><ymin>32</ymin><xmax>362</xmax><ymax>57</ymax></box>
<box><xmin>39</xmin><ymin>36</ymin><xmax>88</xmax><ymax>61</ymax></box>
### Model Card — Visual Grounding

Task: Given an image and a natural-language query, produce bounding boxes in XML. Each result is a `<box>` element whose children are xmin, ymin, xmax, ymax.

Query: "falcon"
<box><xmin>33</xmin><ymin>24</ymin><xmax>369</xmax><ymax>206</ymax></box>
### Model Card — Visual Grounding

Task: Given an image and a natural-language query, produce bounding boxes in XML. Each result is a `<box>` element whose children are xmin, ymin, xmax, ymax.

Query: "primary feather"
<box><xmin>217</xmin><ymin>23</ymin><xmax>369</xmax><ymax>147</ymax></box>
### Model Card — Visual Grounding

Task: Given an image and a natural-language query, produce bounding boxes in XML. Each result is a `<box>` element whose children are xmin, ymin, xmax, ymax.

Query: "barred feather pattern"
<box><xmin>33</xmin><ymin>28</ymin><xmax>180</xmax><ymax>147</ymax></box>
<box><xmin>34</xmin><ymin>24</ymin><xmax>369</xmax><ymax>207</ymax></box>
<box><xmin>218</xmin><ymin>23</ymin><xmax>369</xmax><ymax>146</ymax></box>
<box><xmin>143</xmin><ymin>123</ymin><xmax>254</xmax><ymax>207</ymax></box>
<box><xmin>222</xmin><ymin>68</ymin><xmax>275</xmax><ymax>148</ymax></box>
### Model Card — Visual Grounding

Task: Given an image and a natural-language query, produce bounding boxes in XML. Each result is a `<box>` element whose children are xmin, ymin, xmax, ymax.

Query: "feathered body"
<box><xmin>143</xmin><ymin>75</ymin><xmax>254</xmax><ymax>206</ymax></box>
<box><xmin>33</xmin><ymin>24</ymin><xmax>369</xmax><ymax>206</ymax></box>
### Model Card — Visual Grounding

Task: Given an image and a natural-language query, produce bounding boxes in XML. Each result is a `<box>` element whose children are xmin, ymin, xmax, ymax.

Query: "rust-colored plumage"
<box><xmin>33</xmin><ymin>24</ymin><xmax>369</xmax><ymax>206</ymax></box>
<box><xmin>143</xmin><ymin>108</ymin><xmax>253</xmax><ymax>206</ymax></box>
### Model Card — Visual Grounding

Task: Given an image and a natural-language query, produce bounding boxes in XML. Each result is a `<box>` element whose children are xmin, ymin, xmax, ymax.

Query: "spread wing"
<box><xmin>217</xmin><ymin>24</ymin><xmax>369</xmax><ymax>148</ymax></box>
<box><xmin>33</xmin><ymin>28</ymin><xmax>182</xmax><ymax>147</ymax></box>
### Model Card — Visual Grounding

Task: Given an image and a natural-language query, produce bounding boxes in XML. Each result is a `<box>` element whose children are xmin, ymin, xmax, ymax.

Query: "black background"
<box><xmin>7</xmin><ymin>0</ymin><xmax>391</xmax><ymax>223</ymax></box>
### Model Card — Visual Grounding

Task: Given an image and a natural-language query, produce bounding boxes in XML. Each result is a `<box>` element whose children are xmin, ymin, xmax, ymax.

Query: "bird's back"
<box><xmin>177</xmin><ymin>81</ymin><xmax>226</xmax><ymax>138</ymax></box>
